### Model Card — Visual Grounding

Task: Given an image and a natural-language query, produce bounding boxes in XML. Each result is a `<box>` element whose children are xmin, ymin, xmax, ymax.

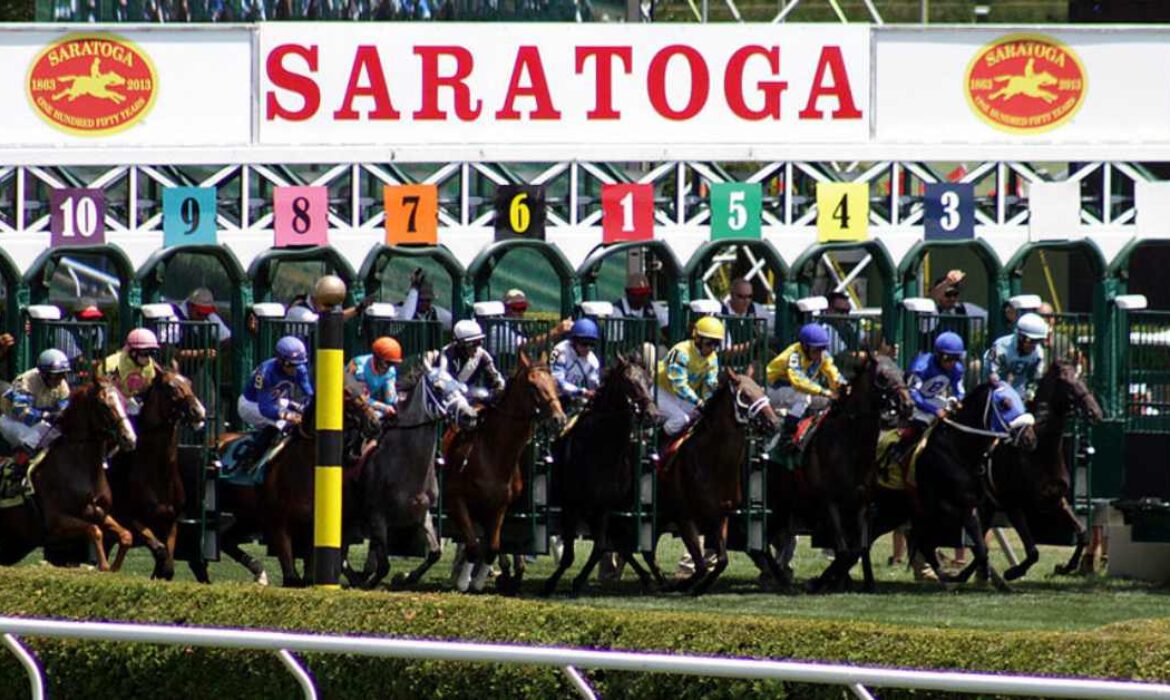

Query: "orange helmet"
<box><xmin>371</xmin><ymin>336</ymin><xmax>403</xmax><ymax>363</ymax></box>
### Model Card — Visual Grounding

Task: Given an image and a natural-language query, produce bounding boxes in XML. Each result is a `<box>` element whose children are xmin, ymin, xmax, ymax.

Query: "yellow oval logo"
<box><xmin>965</xmin><ymin>34</ymin><xmax>1087</xmax><ymax>134</ymax></box>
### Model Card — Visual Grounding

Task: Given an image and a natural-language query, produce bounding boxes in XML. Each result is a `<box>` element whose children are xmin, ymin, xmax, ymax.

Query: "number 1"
<box><xmin>403</xmin><ymin>195</ymin><xmax>420</xmax><ymax>233</ymax></box>
<box><xmin>619</xmin><ymin>191</ymin><xmax>635</xmax><ymax>232</ymax></box>
<box><xmin>832</xmin><ymin>194</ymin><xmax>850</xmax><ymax>230</ymax></box>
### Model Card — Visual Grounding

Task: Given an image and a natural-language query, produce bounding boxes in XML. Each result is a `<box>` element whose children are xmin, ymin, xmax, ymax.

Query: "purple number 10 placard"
<box><xmin>50</xmin><ymin>188</ymin><xmax>106</xmax><ymax>247</ymax></box>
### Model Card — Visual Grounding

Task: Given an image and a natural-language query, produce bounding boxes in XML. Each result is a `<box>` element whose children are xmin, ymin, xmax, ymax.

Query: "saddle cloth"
<box><xmin>219</xmin><ymin>433</ymin><xmax>291</xmax><ymax>486</ymax></box>
<box><xmin>0</xmin><ymin>458</ymin><xmax>29</xmax><ymax>509</ymax></box>
<box><xmin>876</xmin><ymin>424</ymin><xmax>935</xmax><ymax>491</ymax></box>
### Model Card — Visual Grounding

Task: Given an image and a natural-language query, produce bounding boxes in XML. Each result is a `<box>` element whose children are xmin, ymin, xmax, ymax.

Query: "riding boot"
<box><xmin>244</xmin><ymin>426</ymin><xmax>280</xmax><ymax>474</ymax></box>
<box><xmin>780</xmin><ymin>414</ymin><xmax>800</xmax><ymax>453</ymax></box>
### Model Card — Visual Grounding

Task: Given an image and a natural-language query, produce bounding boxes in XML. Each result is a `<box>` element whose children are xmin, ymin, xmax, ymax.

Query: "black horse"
<box><xmin>541</xmin><ymin>354</ymin><xmax>658</xmax><ymax>596</ymax></box>
<box><xmin>962</xmin><ymin>359</ymin><xmax>1104</xmax><ymax>581</ymax></box>
<box><xmin>764</xmin><ymin>351</ymin><xmax>913</xmax><ymax>593</ymax></box>
<box><xmin>910</xmin><ymin>381</ymin><xmax>1038</xmax><ymax>590</ymax></box>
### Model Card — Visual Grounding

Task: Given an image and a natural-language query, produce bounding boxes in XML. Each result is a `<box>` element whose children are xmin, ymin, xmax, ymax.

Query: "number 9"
<box><xmin>509</xmin><ymin>192</ymin><xmax>530</xmax><ymax>234</ymax></box>
<box><xmin>180</xmin><ymin>196</ymin><xmax>201</xmax><ymax>235</ymax></box>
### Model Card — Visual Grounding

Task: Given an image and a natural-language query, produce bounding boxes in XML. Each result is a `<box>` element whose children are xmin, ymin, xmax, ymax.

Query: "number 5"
<box><xmin>728</xmin><ymin>190</ymin><xmax>747</xmax><ymax>231</ymax></box>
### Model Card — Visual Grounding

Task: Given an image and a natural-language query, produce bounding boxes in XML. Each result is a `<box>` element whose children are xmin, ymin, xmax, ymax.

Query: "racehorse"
<box><xmin>964</xmin><ymin>359</ymin><xmax>1104</xmax><ymax>581</ymax></box>
<box><xmin>910</xmin><ymin>381</ymin><xmax>1037</xmax><ymax>590</ymax></box>
<box><xmin>764</xmin><ymin>351</ymin><xmax>913</xmax><ymax>593</ymax></box>
<box><xmin>445</xmin><ymin>351</ymin><xmax>565</xmax><ymax>594</ymax></box>
<box><xmin>205</xmin><ymin>386</ymin><xmax>380</xmax><ymax>587</ymax></box>
<box><xmin>343</xmin><ymin>367</ymin><xmax>476</xmax><ymax>590</ymax></box>
<box><xmin>108</xmin><ymin>367</ymin><xmax>207</xmax><ymax>580</ymax></box>
<box><xmin>542</xmin><ymin>353</ymin><xmax>658</xmax><ymax>596</ymax></box>
<box><xmin>644</xmin><ymin>368</ymin><xmax>780</xmax><ymax>596</ymax></box>
<box><xmin>0</xmin><ymin>376</ymin><xmax>138</xmax><ymax>570</ymax></box>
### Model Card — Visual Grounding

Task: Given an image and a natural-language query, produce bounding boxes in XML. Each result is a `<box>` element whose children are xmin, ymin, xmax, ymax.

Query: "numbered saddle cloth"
<box><xmin>0</xmin><ymin>457</ymin><xmax>32</xmax><ymax>509</ymax></box>
<box><xmin>875</xmin><ymin>424</ymin><xmax>935</xmax><ymax>492</ymax></box>
<box><xmin>219</xmin><ymin>432</ymin><xmax>290</xmax><ymax>486</ymax></box>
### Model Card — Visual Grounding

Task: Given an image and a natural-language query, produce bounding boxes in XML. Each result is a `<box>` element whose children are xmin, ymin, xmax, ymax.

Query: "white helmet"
<box><xmin>454</xmin><ymin>319</ymin><xmax>485</xmax><ymax>343</ymax></box>
<box><xmin>1016</xmin><ymin>313</ymin><xmax>1050</xmax><ymax>341</ymax></box>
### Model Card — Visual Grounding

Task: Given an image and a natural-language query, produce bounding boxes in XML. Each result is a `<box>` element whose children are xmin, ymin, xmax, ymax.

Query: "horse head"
<box><xmin>1034</xmin><ymin>358</ymin><xmax>1103</xmax><ymax>426</ymax></box>
<box><xmin>725</xmin><ymin>366</ymin><xmax>781</xmax><ymax>436</ymax></box>
<box><xmin>959</xmin><ymin>381</ymin><xmax>1037</xmax><ymax>452</ymax></box>
<box><xmin>516</xmin><ymin>351</ymin><xmax>566</xmax><ymax>428</ymax></box>
<box><xmin>92</xmin><ymin>377</ymin><xmax>138</xmax><ymax>453</ymax></box>
<box><xmin>599</xmin><ymin>352</ymin><xmax>658</xmax><ymax>422</ymax></box>
<box><xmin>839</xmin><ymin>350</ymin><xmax>913</xmax><ymax>423</ymax></box>
<box><xmin>343</xmin><ymin>381</ymin><xmax>383</xmax><ymax>441</ymax></box>
<box><xmin>147</xmin><ymin>367</ymin><xmax>207</xmax><ymax>432</ymax></box>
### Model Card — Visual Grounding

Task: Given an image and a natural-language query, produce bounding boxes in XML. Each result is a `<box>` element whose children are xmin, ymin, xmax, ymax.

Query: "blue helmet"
<box><xmin>275</xmin><ymin>336</ymin><xmax>308</xmax><ymax>365</ymax></box>
<box><xmin>933</xmin><ymin>331</ymin><xmax>966</xmax><ymax>357</ymax></box>
<box><xmin>798</xmin><ymin>323</ymin><xmax>830</xmax><ymax>349</ymax></box>
<box><xmin>570</xmin><ymin>318</ymin><xmax>600</xmax><ymax>342</ymax></box>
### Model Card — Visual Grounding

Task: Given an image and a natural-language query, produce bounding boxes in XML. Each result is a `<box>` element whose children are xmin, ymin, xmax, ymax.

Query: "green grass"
<box><xmin>15</xmin><ymin>531</ymin><xmax>1169</xmax><ymax>635</ymax></box>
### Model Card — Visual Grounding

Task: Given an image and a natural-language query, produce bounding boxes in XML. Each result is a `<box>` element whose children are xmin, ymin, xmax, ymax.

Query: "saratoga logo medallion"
<box><xmin>965</xmin><ymin>34</ymin><xmax>1086</xmax><ymax>134</ymax></box>
<box><xmin>26</xmin><ymin>33</ymin><xmax>158</xmax><ymax>136</ymax></box>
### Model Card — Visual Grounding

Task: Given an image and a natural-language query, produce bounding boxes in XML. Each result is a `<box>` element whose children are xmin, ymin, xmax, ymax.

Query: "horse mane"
<box><xmin>396</xmin><ymin>364</ymin><xmax>427</xmax><ymax>393</ymax></box>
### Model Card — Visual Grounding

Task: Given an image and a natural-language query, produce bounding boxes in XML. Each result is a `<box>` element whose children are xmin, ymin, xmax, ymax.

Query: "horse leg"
<box><xmin>571</xmin><ymin>514</ymin><xmax>607</xmax><ymax>597</ymax></box>
<box><xmin>129</xmin><ymin>520</ymin><xmax>171</xmax><ymax>580</ymax></box>
<box><xmin>269</xmin><ymin>522</ymin><xmax>303</xmax><ymax>588</ymax></box>
<box><xmin>1002</xmin><ymin>508</ymin><xmax>1040</xmax><ymax>582</ymax></box>
<box><xmin>364</xmin><ymin>515</ymin><xmax>391</xmax><ymax>590</ymax></box>
<box><xmin>620</xmin><ymin>551</ymin><xmax>654</xmax><ymax>593</ymax></box>
<box><xmin>449</xmin><ymin>497</ymin><xmax>479</xmax><ymax>593</ymax></box>
<box><xmin>394</xmin><ymin>512</ymin><xmax>443</xmax><ymax>589</ymax></box>
<box><xmin>542</xmin><ymin>509</ymin><xmax>577</xmax><ymax>597</ymax></box>
<box><xmin>858</xmin><ymin>510</ymin><xmax>876</xmax><ymax>594</ymax></box>
<box><xmin>44</xmin><ymin>509</ymin><xmax>109</xmax><ymax>570</ymax></box>
<box><xmin>808</xmin><ymin>504</ymin><xmax>850</xmax><ymax>594</ymax></box>
<box><xmin>692</xmin><ymin>517</ymin><xmax>730</xmax><ymax>596</ymax></box>
<box><xmin>476</xmin><ymin>508</ymin><xmax>506</xmax><ymax>594</ymax></box>
<box><xmin>962</xmin><ymin>509</ymin><xmax>1007</xmax><ymax>591</ymax></box>
<box><xmin>224</xmin><ymin>538</ymin><xmax>268</xmax><ymax>586</ymax></box>
<box><xmin>673</xmin><ymin>520</ymin><xmax>707</xmax><ymax>593</ymax></box>
<box><xmin>101</xmin><ymin>513</ymin><xmax>134</xmax><ymax>549</ymax></box>
<box><xmin>911</xmin><ymin>531</ymin><xmax>951</xmax><ymax>590</ymax></box>
<box><xmin>1054</xmin><ymin>497</ymin><xmax>1090</xmax><ymax>576</ymax></box>
<box><xmin>641</xmin><ymin>539</ymin><xmax>668</xmax><ymax>587</ymax></box>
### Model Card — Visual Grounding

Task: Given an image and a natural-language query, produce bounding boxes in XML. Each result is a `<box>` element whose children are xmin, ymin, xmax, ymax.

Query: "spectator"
<box><xmin>612</xmin><ymin>272</ymin><xmax>668</xmax><ymax>331</ymax></box>
<box><xmin>54</xmin><ymin>297</ymin><xmax>107</xmax><ymax>368</ymax></box>
<box><xmin>286</xmin><ymin>285</ymin><xmax>371</xmax><ymax>324</ymax></box>
<box><xmin>399</xmin><ymin>268</ymin><xmax>454</xmax><ymax>330</ymax></box>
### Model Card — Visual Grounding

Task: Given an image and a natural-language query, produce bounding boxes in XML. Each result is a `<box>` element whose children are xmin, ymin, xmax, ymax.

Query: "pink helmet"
<box><xmin>125</xmin><ymin>328</ymin><xmax>160</xmax><ymax>350</ymax></box>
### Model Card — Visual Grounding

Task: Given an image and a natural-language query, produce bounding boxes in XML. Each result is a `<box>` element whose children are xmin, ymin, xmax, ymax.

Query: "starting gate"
<box><xmin>898</xmin><ymin>299</ymin><xmax>989</xmax><ymax>389</ymax></box>
<box><xmin>24</xmin><ymin>306</ymin><xmax>108</xmax><ymax>385</ymax></box>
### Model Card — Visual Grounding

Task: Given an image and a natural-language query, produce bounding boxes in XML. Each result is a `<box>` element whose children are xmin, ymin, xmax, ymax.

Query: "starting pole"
<box><xmin>312</xmin><ymin>275</ymin><xmax>347</xmax><ymax>588</ymax></box>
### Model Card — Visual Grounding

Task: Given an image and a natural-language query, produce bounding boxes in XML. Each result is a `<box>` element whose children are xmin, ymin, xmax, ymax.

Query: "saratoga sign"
<box><xmin>258</xmin><ymin>24</ymin><xmax>870</xmax><ymax>146</ymax></box>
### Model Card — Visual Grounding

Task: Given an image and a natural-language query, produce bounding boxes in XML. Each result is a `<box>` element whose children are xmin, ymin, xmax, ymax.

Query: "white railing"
<box><xmin>3</xmin><ymin>616</ymin><xmax>1170</xmax><ymax>700</ymax></box>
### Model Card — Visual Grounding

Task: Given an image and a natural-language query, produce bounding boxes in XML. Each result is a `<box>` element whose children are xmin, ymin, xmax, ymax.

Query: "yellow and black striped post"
<box><xmin>312</xmin><ymin>275</ymin><xmax>347</xmax><ymax>588</ymax></box>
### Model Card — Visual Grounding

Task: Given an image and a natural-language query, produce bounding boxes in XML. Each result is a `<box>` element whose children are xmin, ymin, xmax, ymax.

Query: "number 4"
<box><xmin>832</xmin><ymin>194</ymin><xmax>850</xmax><ymax>230</ymax></box>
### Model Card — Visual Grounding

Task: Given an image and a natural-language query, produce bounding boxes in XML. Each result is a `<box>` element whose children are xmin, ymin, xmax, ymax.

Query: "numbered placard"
<box><xmin>384</xmin><ymin>184</ymin><xmax>438</xmax><ymax>246</ymax></box>
<box><xmin>710</xmin><ymin>182</ymin><xmax>762</xmax><ymax>240</ymax></box>
<box><xmin>924</xmin><ymin>184</ymin><xmax>975</xmax><ymax>241</ymax></box>
<box><xmin>274</xmin><ymin>186</ymin><xmax>329</xmax><ymax>247</ymax></box>
<box><xmin>601</xmin><ymin>184</ymin><xmax>654</xmax><ymax>243</ymax></box>
<box><xmin>494</xmin><ymin>185</ymin><xmax>546</xmax><ymax>241</ymax></box>
<box><xmin>163</xmin><ymin>187</ymin><xmax>218</xmax><ymax>247</ymax></box>
<box><xmin>815</xmin><ymin>182</ymin><xmax>869</xmax><ymax>243</ymax></box>
<box><xmin>50</xmin><ymin>188</ymin><xmax>106</xmax><ymax>247</ymax></box>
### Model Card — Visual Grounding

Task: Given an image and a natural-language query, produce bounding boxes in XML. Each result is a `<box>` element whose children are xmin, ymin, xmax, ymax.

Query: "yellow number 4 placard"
<box><xmin>816</xmin><ymin>182</ymin><xmax>869</xmax><ymax>243</ymax></box>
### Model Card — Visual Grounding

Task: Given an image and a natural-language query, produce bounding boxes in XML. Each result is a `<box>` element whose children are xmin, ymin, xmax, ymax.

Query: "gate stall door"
<box><xmin>23</xmin><ymin>247</ymin><xmax>135</xmax><ymax>382</ymax></box>
<box><xmin>248</xmin><ymin>247</ymin><xmax>357</xmax><ymax>372</ymax></box>
<box><xmin>898</xmin><ymin>240</ymin><xmax>1000</xmax><ymax>387</ymax></box>
<box><xmin>467</xmin><ymin>240</ymin><xmax>577</xmax><ymax>556</ymax></box>
<box><xmin>788</xmin><ymin>241</ymin><xmax>896</xmax><ymax>359</ymax></box>
<box><xmin>0</xmin><ymin>253</ymin><xmax>20</xmax><ymax>381</ymax></box>
<box><xmin>359</xmin><ymin>244</ymin><xmax>466</xmax><ymax>372</ymax></box>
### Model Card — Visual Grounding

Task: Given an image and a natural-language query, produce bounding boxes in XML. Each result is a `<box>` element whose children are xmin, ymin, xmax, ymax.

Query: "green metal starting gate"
<box><xmin>255</xmin><ymin>315</ymin><xmax>317</xmax><ymax>366</ymax></box>
<box><xmin>1119</xmin><ymin>310</ymin><xmax>1170</xmax><ymax>435</ymax></box>
<box><xmin>143</xmin><ymin>317</ymin><xmax>223</xmax><ymax>566</ymax></box>
<box><xmin>899</xmin><ymin>311</ymin><xmax>989</xmax><ymax>387</ymax></box>
<box><xmin>359</xmin><ymin>316</ymin><xmax>446</xmax><ymax>375</ymax></box>
<box><xmin>27</xmin><ymin>316</ymin><xmax>109</xmax><ymax>384</ymax></box>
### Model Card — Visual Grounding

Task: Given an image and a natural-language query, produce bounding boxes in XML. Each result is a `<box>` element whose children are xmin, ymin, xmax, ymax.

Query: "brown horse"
<box><xmin>645</xmin><ymin>368</ymin><xmax>781</xmax><ymax>596</ymax></box>
<box><xmin>108</xmin><ymin>367</ymin><xmax>207</xmax><ymax>579</ymax></box>
<box><xmin>0</xmin><ymin>377</ymin><xmax>138</xmax><ymax>570</ymax></box>
<box><xmin>210</xmin><ymin>386</ymin><xmax>381</xmax><ymax>587</ymax></box>
<box><xmin>446</xmin><ymin>352</ymin><xmax>565</xmax><ymax>594</ymax></box>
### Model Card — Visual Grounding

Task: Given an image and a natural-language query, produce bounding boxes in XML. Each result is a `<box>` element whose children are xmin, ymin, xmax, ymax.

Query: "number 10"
<box><xmin>59</xmin><ymin>195</ymin><xmax>99</xmax><ymax>239</ymax></box>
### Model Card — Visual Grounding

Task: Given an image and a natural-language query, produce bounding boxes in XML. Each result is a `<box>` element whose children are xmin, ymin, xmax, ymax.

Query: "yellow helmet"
<box><xmin>693</xmin><ymin>316</ymin><xmax>725</xmax><ymax>341</ymax></box>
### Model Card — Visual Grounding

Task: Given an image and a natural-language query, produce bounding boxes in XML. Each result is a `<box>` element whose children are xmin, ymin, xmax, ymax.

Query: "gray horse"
<box><xmin>343</xmin><ymin>366</ymin><xmax>475</xmax><ymax>589</ymax></box>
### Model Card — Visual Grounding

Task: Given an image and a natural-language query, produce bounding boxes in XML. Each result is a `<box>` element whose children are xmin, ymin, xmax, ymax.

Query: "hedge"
<box><xmin>0</xmin><ymin>568</ymin><xmax>1169</xmax><ymax>699</ymax></box>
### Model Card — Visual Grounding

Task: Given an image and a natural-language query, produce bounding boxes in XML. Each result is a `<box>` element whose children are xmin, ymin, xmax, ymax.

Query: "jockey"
<box><xmin>0</xmin><ymin>349</ymin><xmax>71</xmax><ymax>464</ymax></box>
<box><xmin>550</xmin><ymin>318</ymin><xmax>601</xmax><ymax>402</ymax></box>
<box><xmin>104</xmin><ymin>328</ymin><xmax>162</xmax><ymax>415</ymax></box>
<box><xmin>425</xmin><ymin>319</ymin><xmax>506</xmax><ymax>406</ymax></box>
<box><xmin>984</xmin><ymin>312</ymin><xmax>1048</xmax><ymax>400</ymax></box>
<box><xmin>890</xmin><ymin>332</ymin><xmax>967</xmax><ymax>463</ymax></box>
<box><xmin>766</xmin><ymin>323</ymin><xmax>842</xmax><ymax>431</ymax></box>
<box><xmin>346</xmin><ymin>336</ymin><xmax>402</xmax><ymax>418</ymax></box>
<box><xmin>239</xmin><ymin>335</ymin><xmax>313</xmax><ymax>438</ymax></box>
<box><xmin>656</xmin><ymin>316</ymin><xmax>723</xmax><ymax>436</ymax></box>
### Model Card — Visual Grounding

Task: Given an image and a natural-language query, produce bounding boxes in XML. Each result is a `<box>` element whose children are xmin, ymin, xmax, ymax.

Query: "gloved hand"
<box><xmin>410</xmin><ymin>268</ymin><xmax>427</xmax><ymax>287</ymax></box>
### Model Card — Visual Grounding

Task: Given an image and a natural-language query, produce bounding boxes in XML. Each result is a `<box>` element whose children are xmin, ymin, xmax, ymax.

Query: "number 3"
<box><xmin>939</xmin><ymin>190</ymin><xmax>961</xmax><ymax>232</ymax></box>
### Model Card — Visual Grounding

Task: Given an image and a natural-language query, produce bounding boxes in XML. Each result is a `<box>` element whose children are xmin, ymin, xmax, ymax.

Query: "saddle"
<box><xmin>791</xmin><ymin>411</ymin><xmax>829</xmax><ymax>454</ymax></box>
<box><xmin>875</xmin><ymin>424</ymin><xmax>935</xmax><ymax>492</ymax></box>
<box><xmin>655</xmin><ymin>427</ymin><xmax>695</xmax><ymax>475</ymax></box>
<box><xmin>440</xmin><ymin>425</ymin><xmax>476</xmax><ymax>471</ymax></box>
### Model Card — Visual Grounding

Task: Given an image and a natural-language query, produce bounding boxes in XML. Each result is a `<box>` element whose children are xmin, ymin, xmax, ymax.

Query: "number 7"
<box><xmin>402</xmin><ymin>195</ymin><xmax>420</xmax><ymax>233</ymax></box>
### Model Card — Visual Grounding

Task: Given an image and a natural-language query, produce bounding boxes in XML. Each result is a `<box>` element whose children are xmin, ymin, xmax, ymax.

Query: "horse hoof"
<box><xmin>282</xmin><ymin>577</ymin><xmax>305</xmax><ymax>588</ymax></box>
<box><xmin>389</xmin><ymin>573</ymin><xmax>411</xmax><ymax>590</ymax></box>
<box><xmin>255</xmin><ymin>571</ymin><xmax>269</xmax><ymax>587</ymax></box>
<box><xmin>1004</xmin><ymin>566</ymin><xmax>1026</xmax><ymax>582</ymax></box>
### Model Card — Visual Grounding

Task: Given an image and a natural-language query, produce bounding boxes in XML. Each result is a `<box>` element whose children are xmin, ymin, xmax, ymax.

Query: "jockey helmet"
<box><xmin>798</xmin><ymin>323</ymin><xmax>831</xmax><ymax>349</ymax></box>
<box><xmin>125</xmin><ymin>328</ymin><xmax>160</xmax><ymax>351</ymax></box>
<box><xmin>1016</xmin><ymin>313</ymin><xmax>1050</xmax><ymax>341</ymax></box>
<box><xmin>371</xmin><ymin>336</ymin><xmax>403</xmax><ymax>363</ymax></box>
<box><xmin>933</xmin><ymin>331</ymin><xmax>966</xmax><ymax>357</ymax></box>
<box><xmin>693</xmin><ymin>316</ymin><xmax>725</xmax><ymax>341</ymax></box>
<box><xmin>454</xmin><ymin>319</ymin><xmax>485</xmax><ymax>344</ymax></box>
<box><xmin>570</xmin><ymin>318</ymin><xmax>600</xmax><ymax>342</ymax></box>
<box><xmin>36</xmin><ymin>348</ymin><xmax>70</xmax><ymax>375</ymax></box>
<box><xmin>275</xmin><ymin>336</ymin><xmax>309</xmax><ymax>365</ymax></box>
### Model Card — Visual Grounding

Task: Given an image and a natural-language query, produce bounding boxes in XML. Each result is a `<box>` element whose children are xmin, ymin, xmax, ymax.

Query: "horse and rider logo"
<box><xmin>965</xmin><ymin>34</ymin><xmax>1087</xmax><ymax>134</ymax></box>
<box><xmin>26</xmin><ymin>33</ymin><xmax>159</xmax><ymax>137</ymax></box>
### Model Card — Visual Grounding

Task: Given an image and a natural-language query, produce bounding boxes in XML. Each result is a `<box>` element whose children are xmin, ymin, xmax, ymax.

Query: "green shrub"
<box><xmin>0</xmin><ymin>567</ymin><xmax>1168</xmax><ymax>699</ymax></box>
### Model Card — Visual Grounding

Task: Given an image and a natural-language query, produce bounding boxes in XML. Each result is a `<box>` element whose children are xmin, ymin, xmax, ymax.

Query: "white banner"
<box><xmin>875</xmin><ymin>28</ymin><xmax>1170</xmax><ymax>144</ymax></box>
<box><xmin>257</xmin><ymin>24</ymin><xmax>871</xmax><ymax>147</ymax></box>
<box><xmin>0</xmin><ymin>27</ymin><xmax>252</xmax><ymax>148</ymax></box>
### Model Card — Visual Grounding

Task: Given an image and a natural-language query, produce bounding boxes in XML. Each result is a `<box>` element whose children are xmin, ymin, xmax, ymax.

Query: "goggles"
<box><xmin>625</xmin><ymin>286</ymin><xmax>653</xmax><ymax>297</ymax></box>
<box><xmin>506</xmin><ymin>301</ymin><xmax>529</xmax><ymax>313</ymax></box>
